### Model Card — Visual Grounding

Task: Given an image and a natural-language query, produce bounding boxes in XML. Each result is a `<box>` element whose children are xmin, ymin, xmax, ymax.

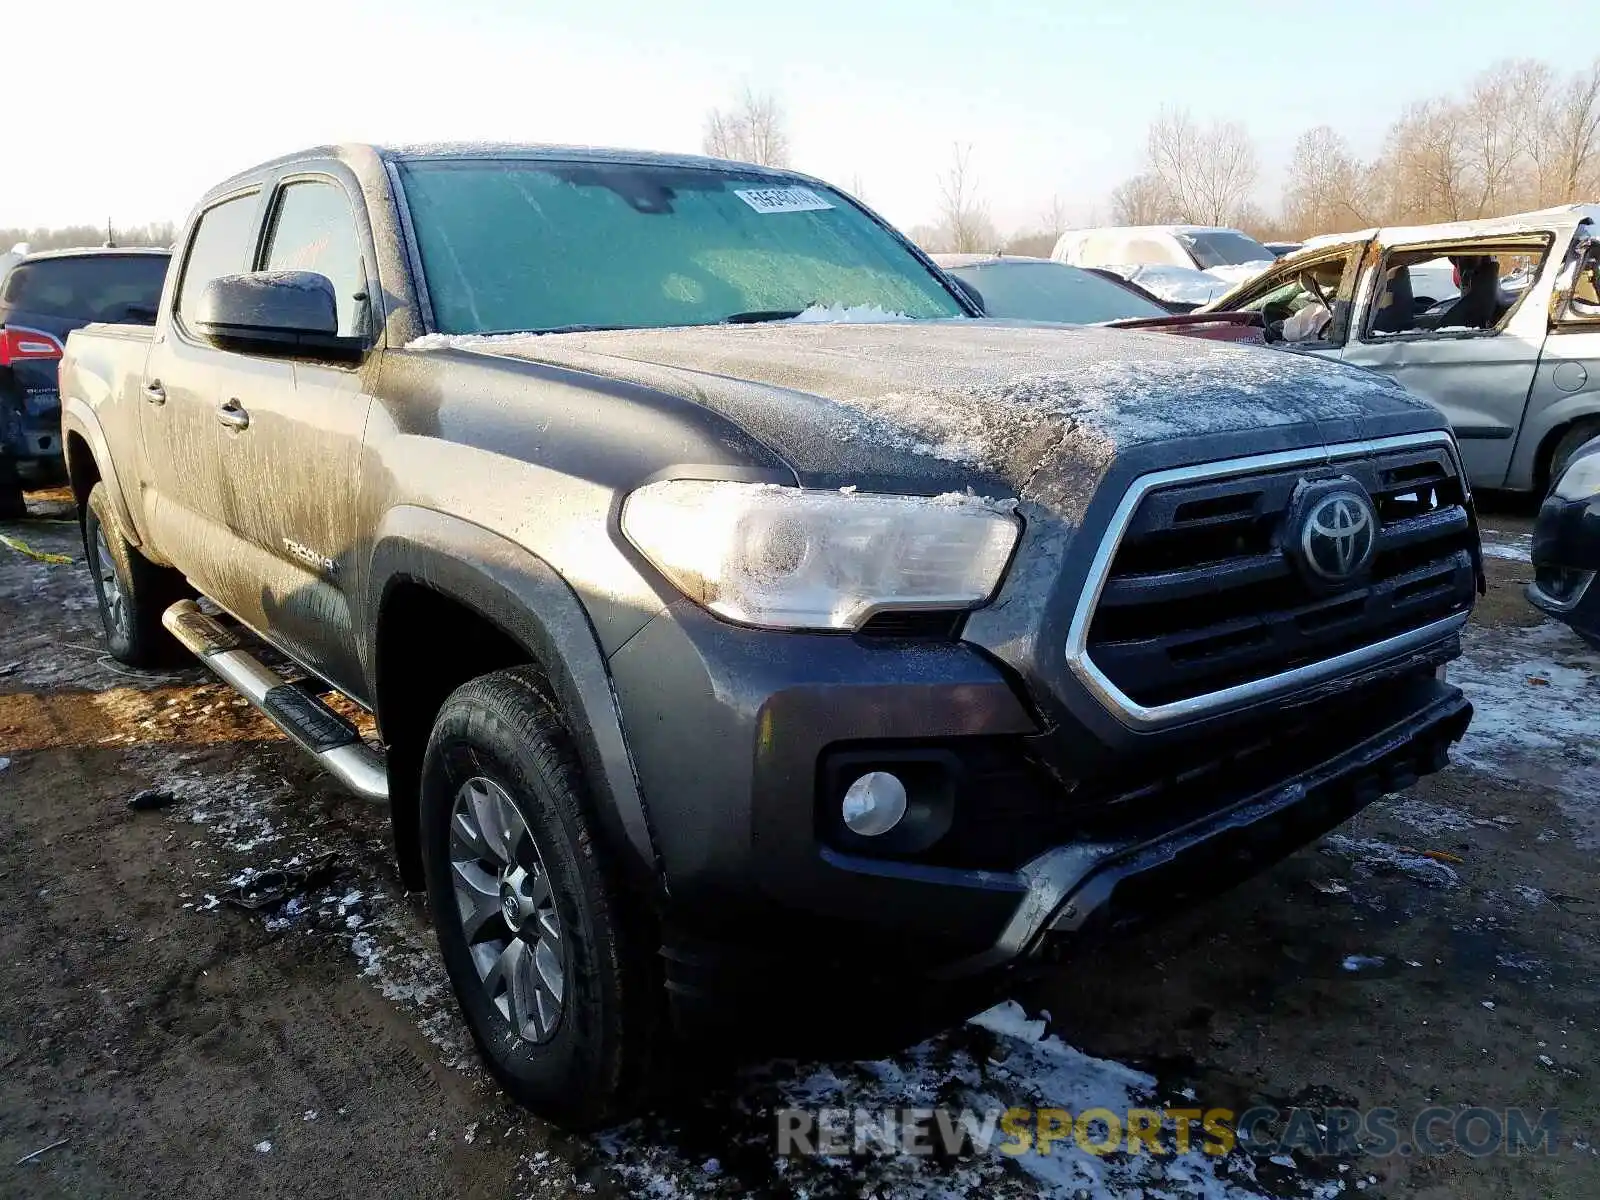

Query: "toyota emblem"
<box><xmin>1300</xmin><ymin>490</ymin><xmax>1377</xmax><ymax>581</ymax></box>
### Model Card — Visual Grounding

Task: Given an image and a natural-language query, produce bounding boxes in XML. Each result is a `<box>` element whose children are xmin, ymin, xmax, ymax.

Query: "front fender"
<box><xmin>60</xmin><ymin>396</ymin><xmax>142</xmax><ymax>545</ymax></box>
<box><xmin>367</xmin><ymin>505</ymin><xmax>663</xmax><ymax>887</ymax></box>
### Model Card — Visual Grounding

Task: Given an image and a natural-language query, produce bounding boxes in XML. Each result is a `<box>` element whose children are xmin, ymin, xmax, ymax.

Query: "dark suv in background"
<box><xmin>0</xmin><ymin>246</ymin><xmax>169</xmax><ymax>516</ymax></box>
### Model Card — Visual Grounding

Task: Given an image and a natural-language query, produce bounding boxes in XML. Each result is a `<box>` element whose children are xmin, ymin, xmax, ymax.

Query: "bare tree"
<box><xmin>1002</xmin><ymin>230</ymin><xmax>1059</xmax><ymax>257</ymax></box>
<box><xmin>1040</xmin><ymin>194</ymin><xmax>1071</xmax><ymax>240</ymax></box>
<box><xmin>1461</xmin><ymin>70</ymin><xmax>1528</xmax><ymax>216</ymax></box>
<box><xmin>702</xmin><ymin>87</ymin><xmax>792</xmax><ymax>167</ymax></box>
<box><xmin>0</xmin><ymin>221</ymin><xmax>176</xmax><ymax>251</ymax></box>
<box><xmin>1109</xmin><ymin>173</ymin><xmax>1175</xmax><ymax>225</ymax></box>
<box><xmin>1378</xmin><ymin>100</ymin><xmax>1473</xmax><ymax>224</ymax></box>
<box><xmin>1547</xmin><ymin>57</ymin><xmax>1600</xmax><ymax>203</ymax></box>
<box><xmin>1281</xmin><ymin>126</ymin><xmax>1378</xmax><ymax>236</ymax></box>
<box><xmin>1145</xmin><ymin>108</ymin><xmax>1259</xmax><ymax>226</ymax></box>
<box><xmin>1253</xmin><ymin>54</ymin><xmax>1599</xmax><ymax>235</ymax></box>
<box><xmin>932</xmin><ymin>143</ymin><xmax>996</xmax><ymax>253</ymax></box>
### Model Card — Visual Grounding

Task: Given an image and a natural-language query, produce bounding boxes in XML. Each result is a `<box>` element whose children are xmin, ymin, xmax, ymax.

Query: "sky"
<box><xmin>6</xmin><ymin>0</ymin><xmax>1597</xmax><ymax>237</ymax></box>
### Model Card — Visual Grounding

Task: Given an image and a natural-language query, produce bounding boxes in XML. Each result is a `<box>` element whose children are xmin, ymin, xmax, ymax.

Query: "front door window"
<box><xmin>1229</xmin><ymin>251</ymin><xmax>1358</xmax><ymax>347</ymax></box>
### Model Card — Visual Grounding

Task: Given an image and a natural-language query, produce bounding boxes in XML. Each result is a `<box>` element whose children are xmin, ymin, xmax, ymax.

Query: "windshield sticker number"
<box><xmin>734</xmin><ymin>187</ymin><xmax>834</xmax><ymax>214</ymax></box>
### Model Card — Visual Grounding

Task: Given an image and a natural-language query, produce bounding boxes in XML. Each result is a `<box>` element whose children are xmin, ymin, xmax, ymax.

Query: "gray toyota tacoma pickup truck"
<box><xmin>60</xmin><ymin>143</ymin><xmax>1481</xmax><ymax>1127</ymax></box>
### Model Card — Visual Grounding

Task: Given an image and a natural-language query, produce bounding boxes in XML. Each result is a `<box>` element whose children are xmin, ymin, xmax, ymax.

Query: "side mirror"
<box><xmin>193</xmin><ymin>271</ymin><xmax>360</xmax><ymax>358</ymax></box>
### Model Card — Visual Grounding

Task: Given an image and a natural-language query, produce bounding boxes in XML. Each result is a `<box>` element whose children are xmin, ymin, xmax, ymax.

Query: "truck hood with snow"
<box><xmin>412</xmin><ymin>319</ymin><xmax>1444</xmax><ymax>523</ymax></box>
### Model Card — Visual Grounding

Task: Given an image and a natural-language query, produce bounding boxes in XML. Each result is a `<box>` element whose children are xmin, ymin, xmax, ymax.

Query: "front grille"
<box><xmin>1081</xmin><ymin>439</ymin><xmax>1476</xmax><ymax>710</ymax></box>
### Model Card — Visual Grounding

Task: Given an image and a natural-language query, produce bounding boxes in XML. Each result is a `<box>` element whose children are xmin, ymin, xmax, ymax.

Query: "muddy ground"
<box><xmin>1</xmin><ymin>488</ymin><xmax>1595</xmax><ymax>1199</ymax></box>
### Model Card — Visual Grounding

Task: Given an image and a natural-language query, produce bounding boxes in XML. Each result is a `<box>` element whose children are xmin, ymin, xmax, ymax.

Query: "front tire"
<box><xmin>84</xmin><ymin>481</ymin><xmax>188</xmax><ymax>667</ymax></box>
<box><xmin>1548</xmin><ymin>418</ymin><xmax>1600</xmax><ymax>492</ymax></box>
<box><xmin>420</xmin><ymin>667</ymin><xmax>659</xmax><ymax>1128</ymax></box>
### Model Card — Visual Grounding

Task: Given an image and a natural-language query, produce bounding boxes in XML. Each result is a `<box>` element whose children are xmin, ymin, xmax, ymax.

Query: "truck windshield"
<box><xmin>398</xmin><ymin>159</ymin><xmax>967</xmax><ymax>335</ymax></box>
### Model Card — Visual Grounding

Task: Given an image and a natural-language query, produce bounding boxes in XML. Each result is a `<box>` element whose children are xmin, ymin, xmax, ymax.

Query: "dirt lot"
<box><xmin>1</xmin><ymin>489</ymin><xmax>1596</xmax><ymax>1199</ymax></box>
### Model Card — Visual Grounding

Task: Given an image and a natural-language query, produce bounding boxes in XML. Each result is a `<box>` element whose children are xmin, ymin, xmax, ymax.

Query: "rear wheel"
<box><xmin>84</xmin><ymin>482</ymin><xmax>189</xmax><ymax>667</ymax></box>
<box><xmin>420</xmin><ymin>666</ymin><xmax>659</xmax><ymax>1128</ymax></box>
<box><xmin>1547</xmin><ymin>418</ymin><xmax>1600</xmax><ymax>493</ymax></box>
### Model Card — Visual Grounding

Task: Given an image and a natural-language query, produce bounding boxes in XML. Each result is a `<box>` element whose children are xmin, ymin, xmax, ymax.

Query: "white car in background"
<box><xmin>0</xmin><ymin>243</ymin><xmax>31</xmax><ymax>279</ymax></box>
<box><xmin>1051</xmin><ymin>224</ymin><xmax>1276</xmax><ymax>305</ymax></box>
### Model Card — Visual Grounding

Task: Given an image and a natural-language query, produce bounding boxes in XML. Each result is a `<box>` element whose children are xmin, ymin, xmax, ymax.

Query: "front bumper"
<box><xmin>953</xmin><ymin>679</ymin><xmax>1471</xmax><ymax>976</ymax></box>
<box><xmin>608</xmin><ymin>600</ymin><xmax>1471</xmax><ymax>991</ymax></box>
<box><xmin>1527</xmin><ymin>486</ymin><xmax>1600</xmax><ymax>646</ymax></box>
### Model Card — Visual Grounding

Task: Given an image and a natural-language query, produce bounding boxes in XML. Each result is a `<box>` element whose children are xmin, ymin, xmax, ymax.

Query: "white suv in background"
<box><xmin>1052</xmin><ymin>224</ymin><xmax>1276</xmax><ymax>305</ymax></box>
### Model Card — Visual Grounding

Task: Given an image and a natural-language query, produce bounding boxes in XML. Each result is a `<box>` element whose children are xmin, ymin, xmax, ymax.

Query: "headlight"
<box><xmin>1553</xmin><ymin>449</ymin><xmax>1600</xmax><ymax>501</ymax></box>
<box><xmin>621</xmin><ymin>480</ymin><xmax>1020</xmax><ymax>631</ymax></box>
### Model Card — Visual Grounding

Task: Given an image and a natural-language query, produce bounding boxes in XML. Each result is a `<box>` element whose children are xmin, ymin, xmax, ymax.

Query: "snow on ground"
<box><xmin>140</xmin><ymin>735</ymin><xmax>482</xmax><ymax>1071</ymax></box>
<box><xmin>594</xmin><ymin>999</ymin><xmax>1306</xmax><ymax>1200</ymax></box>
<box><xmin>1448</xmin><ymin>617</ymin><xmax>1600</xmax><ymax>845</ymax></box>
<box><xmin>1449</xmin><ymin>620</ymin><xmax>1599</xmax><ymax>779</ymax></box>
<box><xmin>160</xmin><ymin>732</ymin><xmax>1321</xmax><ymax>1198</ymax></box>
<box><xmin>1320</xmin><ymin>834</ymin><xmax>1461</xmax><ymax>889</ymax></box>
<box><xmin>349</xmin><ymin>918</ymin><xmax>479</xmax><ymax>1071</ymax></box>
<box><xmin>1480</xmin><ymin>531</ymin><xmax>1533</xmax><ymax>563</ymax></box>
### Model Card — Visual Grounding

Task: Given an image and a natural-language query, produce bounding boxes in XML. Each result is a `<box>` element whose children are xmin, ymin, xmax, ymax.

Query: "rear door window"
<box><xmin>261</xmin><ymin>181</ymin><xmax>368</xmax><ymax>338</ymax></box>
<box><xmin>0</xmin><ymin>254</ymin><xmax>170</xmax><ymax>324</ymax></box>
<box><xmin>175</xmin><ymin>193</ymin><xmax>261</xmax><ymax>330</ymax></box>
<box><xmin>1363</xmin><ymin>239</ymin><xmax>1551</xmax><ymax>339</ymax></box>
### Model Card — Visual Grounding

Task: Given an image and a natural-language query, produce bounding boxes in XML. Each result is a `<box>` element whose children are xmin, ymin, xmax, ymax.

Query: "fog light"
<box><xmin>841</xmin><ymin>771</ymin><xmax>907</xmax><ymax>836</ymax></box>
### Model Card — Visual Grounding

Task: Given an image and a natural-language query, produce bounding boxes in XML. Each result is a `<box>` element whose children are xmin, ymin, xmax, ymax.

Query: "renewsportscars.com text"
<box><xmin>775</xmin><ymin>1105</ymin><xmax>1564</xmax><ymax>1159</ymax></box>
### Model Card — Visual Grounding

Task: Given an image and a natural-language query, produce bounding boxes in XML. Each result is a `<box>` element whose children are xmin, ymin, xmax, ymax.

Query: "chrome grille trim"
<box><xmin>1065</xmin><ymin>431</ymin><xmax>1470</xmax><ymax>730</ymax></box>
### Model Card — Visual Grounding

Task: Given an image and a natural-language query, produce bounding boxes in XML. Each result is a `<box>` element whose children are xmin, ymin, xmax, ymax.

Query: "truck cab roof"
<box><xmin>205</xmin><ymin>141</ymin><xmax>824</xmax><ymax>203</ymax></box>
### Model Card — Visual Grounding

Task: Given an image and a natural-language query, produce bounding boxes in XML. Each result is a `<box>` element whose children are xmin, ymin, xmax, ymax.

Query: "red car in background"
<box><xmin>934</xmin><ymin>253</ymin><xmax>1264</xmax><ymax>343</ymax></box>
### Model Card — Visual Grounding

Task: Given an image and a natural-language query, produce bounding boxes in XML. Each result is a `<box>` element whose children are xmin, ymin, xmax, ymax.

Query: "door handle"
<box><xmin>216</xmin><ymin>399</ymin><xmax>250</xmax><ymax>431</ymax></box>
<box><xmin>142</xmin><ymin>380</ymin><xmax>166</xmax><ymax>405</ymax></box>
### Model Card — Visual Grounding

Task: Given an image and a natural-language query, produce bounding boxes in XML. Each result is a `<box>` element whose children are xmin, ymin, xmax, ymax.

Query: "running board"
<box><xmin>162</xmin><ymin>600</ymin><xmax>388</xmax><ymax>803</ymax></box>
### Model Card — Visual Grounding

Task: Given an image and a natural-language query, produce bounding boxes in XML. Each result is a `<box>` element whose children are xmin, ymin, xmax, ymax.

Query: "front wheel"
<box><xmin>1547</xmin><ymin>418</ymin><xmax>1600</xmax><ymax>492</ymax></box>
<box><xmin>420</xmin><ymin>667</ymin><xmax>660</xmax><ymax>1128</ymax></box>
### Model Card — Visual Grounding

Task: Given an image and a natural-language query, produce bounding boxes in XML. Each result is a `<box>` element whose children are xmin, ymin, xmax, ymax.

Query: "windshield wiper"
<box><xmin>722</xmin><ymin>310</ymin><xmax>804</xmax><ymax>324</ymax></box>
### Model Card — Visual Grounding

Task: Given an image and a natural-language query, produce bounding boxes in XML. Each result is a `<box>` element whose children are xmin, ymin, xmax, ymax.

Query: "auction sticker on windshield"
<box><xmin>734</xmin><ymin>186</ymin><xmax>835</xmax><ymax>214</ymax></box>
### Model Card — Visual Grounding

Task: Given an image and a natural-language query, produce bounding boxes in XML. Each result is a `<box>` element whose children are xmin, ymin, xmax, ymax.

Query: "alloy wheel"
<box><xmin>449</xmin><ymin>776</ymin><xmax>566</xmax><ymax>1043</ymax></box>
<box><xmin>94</xmin><ymin>527</ymin><xmax>129</xmax><ymax>641</ymax></box>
